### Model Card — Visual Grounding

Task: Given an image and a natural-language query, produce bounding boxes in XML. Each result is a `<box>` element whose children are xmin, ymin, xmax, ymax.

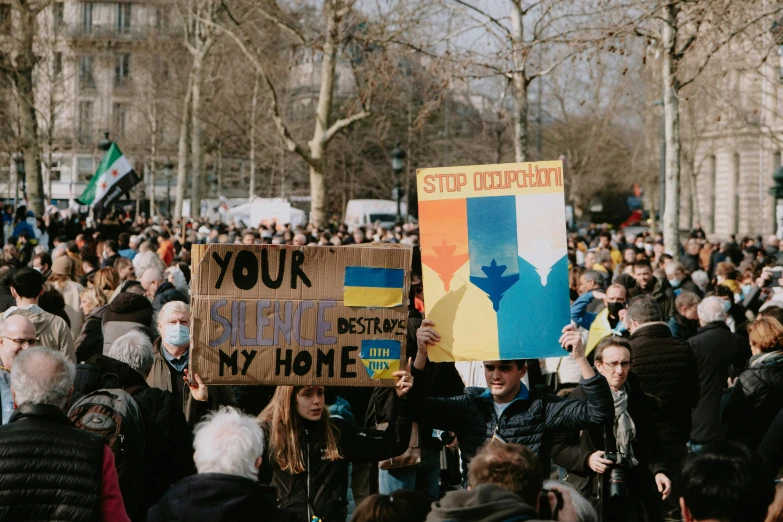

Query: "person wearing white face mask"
<box><xmin>146</xmin><ymin>300</ymin><xmax>236</xmax><ymax>422</ymax></box>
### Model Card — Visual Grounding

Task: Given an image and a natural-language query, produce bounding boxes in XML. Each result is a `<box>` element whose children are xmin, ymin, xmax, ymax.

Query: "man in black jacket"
<box><xmin>626</xmin><ymin>294</ymin><xmax>700</xmax><ymax>517</ymax></box>
<box><xmin>140</xmin><ymin>268</ymin><xmax>187</xmax><ymax>312</ymax></box>
<box><xmin>0</xmin><ymin>347</ymin><xmax>129</xmax><ymax>521</ymax></box>
<box><xmin>688</xmin><ymin>296</ymin><xmax>750</xmax><ymax>452</ymax></box>
<box><xmin>553</xmin><ymin>336</ymin><xmax>670</xmax><ymax>521</ymax></box>
<box><xmin>411</xmin><ymin>321</ymin><xmax>613</xmax><ymax>478</ymax></box>
<box><xmin>148</xmin><ymin>407</ymin><xmax>293</xmax><ymax>522</ymax></box>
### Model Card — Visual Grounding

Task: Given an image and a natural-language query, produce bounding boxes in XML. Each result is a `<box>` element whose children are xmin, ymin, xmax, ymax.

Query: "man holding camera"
<box><xmin>552</xmin><ymin>336</ymin><xmax>671</xmax><ymax>522</ymax></box>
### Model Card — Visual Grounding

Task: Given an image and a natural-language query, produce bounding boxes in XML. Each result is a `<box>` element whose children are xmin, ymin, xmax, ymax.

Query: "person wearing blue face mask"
<box><xmin>664</xmin><ymin>262</ymin><xmax>703</xmax><ymax>298</ymax></box>
<box><xmin>147</xmin><ymin>300</ymin><xmax>236</xmax><ymax>423</ymax></box>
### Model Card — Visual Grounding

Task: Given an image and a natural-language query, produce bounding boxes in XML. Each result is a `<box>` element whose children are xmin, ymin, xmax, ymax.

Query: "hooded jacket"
<box><xmin>152</xmin><ymin>282</ymin><xmax>186</xmax><ymax>312</ymax></box>
<box><xmin>75</xmin><ymin>304</ymin><xmax>108</xmax><ymax>362</ymax></box>
<box><xmin>3</xmin><ymin>306</ymin><xmax>75</xmax><ymax>362</ymax></box>
<box><xmin>408</xmin><ymin>366</ymin><xmax>612</xmax><ymax>475</ymax></box>
<box><xmin>101</xmin><ymin>292</ymin><xmax>154</xmax><ymax>354</ymax></box>
<box><xmin>147</xmin><ymin>474</ymin><xmax>293</xmax><ymax>522</ymax></box>
<box><xmin>721</xmin><ymin>350</ymin><xmax>783</xmax><ymax>449</ymax></box>
<box><xmin>426</xmin><ymin>483</ymin><xmax>542</xmax><ymax>522</ymax></box>
<box><xmin>628</xmin><ymin>323</ymin><xmax>700</xmax><ymax>443</ymax></box>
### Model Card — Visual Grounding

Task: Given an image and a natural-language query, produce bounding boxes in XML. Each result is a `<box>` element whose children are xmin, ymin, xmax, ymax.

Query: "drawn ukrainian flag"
<box><xmin>344</xmin><ymin>267</ymin><xmax>405</xmax><ymax>308</ymax></box>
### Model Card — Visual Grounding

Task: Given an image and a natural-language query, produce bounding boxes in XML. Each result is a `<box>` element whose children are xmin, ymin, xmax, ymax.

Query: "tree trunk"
<box><xmin>510</xmin><ymin>0</ymin><xmax>529</xmax><ymax>163</ymax></box>
<box><xmin>174</xmin><ymin>73</ymin><xmax>192</xmax><ymax>222</ymax></box>
<box><xmin>307</xmin><ymin>0</ymin><xmax>339</xmax><ymax>226</ymax></box>
<box><xmin>662</xmin><ymin>3</ymin><xmax>681</xmax><ymax>256</ymax></box>
<box><xmin>249</xmin><ymin>72</ymin><xmax>259</xmax><ymax>199</ymax></box>
<box><xmin>149</xmin><ymin>102</ymin><xmax>158</xmax><ymax>217</ymax></box>
<box><xmin>190</xmin><ymin>54</ymin><xmax>205</xmax><ymax>218</ymax></box>
<box><xmin>13</xmin><ymin>2</ymin><xmax>43</xmax><ymax>214</ymax></box>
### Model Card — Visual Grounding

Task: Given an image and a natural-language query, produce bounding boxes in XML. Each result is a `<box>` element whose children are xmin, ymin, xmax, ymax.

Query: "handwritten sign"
<box><xmin>190</xmin><ymin>244</ymin><xmax>410</xmax><ymax>385</ymax></box>
<box><xmin>417</xmin><ymin>161</ymin><xmax>570</xmax><ymax>362</ymax></box>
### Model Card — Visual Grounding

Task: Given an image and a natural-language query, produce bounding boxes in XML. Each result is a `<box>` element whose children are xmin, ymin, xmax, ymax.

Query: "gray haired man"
<box><xmin>688</xmin><ymin>297</ymin><xmax>751</xmax><ymax>452</ymax></box>
<box><xmin>147</xmin><ymin>407</ymin><xmax>288</xmax><ymax>522</ymax></box>
<box><xmin>0</xmin><ymin>347</ymin><xmax>129</xmax><ymax>520</ymax></box>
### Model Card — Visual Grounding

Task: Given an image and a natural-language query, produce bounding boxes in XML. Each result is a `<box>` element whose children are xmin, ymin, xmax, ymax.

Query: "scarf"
<box><xmin>612</xmin><ymin>384</ymin><xmax>638</xmax><ymax>467</ymax></box>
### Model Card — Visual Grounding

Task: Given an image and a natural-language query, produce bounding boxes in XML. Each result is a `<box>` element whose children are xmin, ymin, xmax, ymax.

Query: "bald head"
<box><xmin>0</xmin><ymin>315</ymin><xmax>38</xmax><ymax>369</ymax></box>
<box><xmin>292</xmin><ymin>234</ymin><xmax>307</xmax><ymax>246</ymax></box>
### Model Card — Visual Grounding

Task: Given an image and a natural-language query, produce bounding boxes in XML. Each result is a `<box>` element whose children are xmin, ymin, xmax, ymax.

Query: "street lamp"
<box><xmin>391</xmin><ymin>141</ymin><xmax>406</xmax><ymax>224</ymax></box>
<box><xmin>163</xmin><ymin>159</ymin><xmax>174</xmax><ymax>217</ymax></box>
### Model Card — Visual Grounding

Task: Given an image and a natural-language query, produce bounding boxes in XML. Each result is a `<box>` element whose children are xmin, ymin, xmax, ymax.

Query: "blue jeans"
<box><xmin>378</xmin><ymin>447</ymin><xmax>441</xmax><ymax>499</ymax></box>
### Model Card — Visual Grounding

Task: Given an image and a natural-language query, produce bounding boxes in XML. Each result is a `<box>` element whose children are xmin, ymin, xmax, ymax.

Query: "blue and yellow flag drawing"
<box><xmin>360</xmin><ymin>340</ymin><xmax>401</xmax><ymax>379</ymax></box>
<box><xmin>344</xmin><ymin>267</ymin><xmax>404</xmax><ymax>308</ymax></box>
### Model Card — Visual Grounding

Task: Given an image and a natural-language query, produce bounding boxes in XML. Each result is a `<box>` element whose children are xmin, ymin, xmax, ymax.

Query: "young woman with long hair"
<box><xmin>259</xmin><ymin>369</ymin><xmax>414</xmax><ymax>522</ymax></box>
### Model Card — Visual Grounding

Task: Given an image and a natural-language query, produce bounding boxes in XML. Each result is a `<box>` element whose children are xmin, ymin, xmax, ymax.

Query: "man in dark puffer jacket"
<box><xmin>0</xmin><ymin>347</ymin><xmax>129</xmax><ymax>521</ymax></box>
<box><xmin>626</xmin><ymin>294</ymin><xmax>699</xmax><ymax>517</ymax></box>
<box><xmin>411</xmin><ymin>321</ymin><xmax>612</xmax><ymax>478</ymax></box>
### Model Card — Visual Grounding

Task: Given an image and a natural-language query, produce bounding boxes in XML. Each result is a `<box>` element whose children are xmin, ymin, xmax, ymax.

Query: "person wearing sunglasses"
<box><xmin>0</xmin><ymin>314</ymin><xmax>37</xmax><ymax>424</ymax></box>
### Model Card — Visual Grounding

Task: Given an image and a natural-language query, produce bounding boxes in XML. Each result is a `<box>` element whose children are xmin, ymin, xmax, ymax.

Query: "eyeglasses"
<box><xmin>2</xmin><ymin>336</ymin><xmax>37</xmax><ymax>347</ymax></box>
<box><xmin>602</xmin><ymin>361</ymin><xmax>631</xmax><ymax>370</ymax></box>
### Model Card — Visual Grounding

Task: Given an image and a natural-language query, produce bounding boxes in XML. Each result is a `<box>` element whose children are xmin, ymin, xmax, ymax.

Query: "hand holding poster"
<box><xmin>417</xmin><ymin>161</ymin><xmax>570</xmax><ymax>362</ymax></box>
<box><xmin>190</xmin><ymin>244</ymin><xmax>410</xmax><ymax>385</ymax></box>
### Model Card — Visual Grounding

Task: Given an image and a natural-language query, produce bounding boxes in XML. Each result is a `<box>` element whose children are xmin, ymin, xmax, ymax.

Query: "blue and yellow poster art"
<box><xmin>417</xmin><ymin>161</ymin><xmax>570</xmax><ymax>362</ymax></box>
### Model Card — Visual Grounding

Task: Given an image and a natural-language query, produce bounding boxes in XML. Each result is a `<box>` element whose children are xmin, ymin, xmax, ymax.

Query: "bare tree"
<box><xmin>0</xmin><ymin>0</ymin><xmax>50</xmax><ymax>214</ymax></box>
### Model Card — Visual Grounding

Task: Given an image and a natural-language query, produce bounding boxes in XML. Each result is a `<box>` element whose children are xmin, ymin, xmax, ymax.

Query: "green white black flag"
<box><xmin>76</xmin><ymin>143</ymin><xmax>140</xmax><ymax>217</ymax></box>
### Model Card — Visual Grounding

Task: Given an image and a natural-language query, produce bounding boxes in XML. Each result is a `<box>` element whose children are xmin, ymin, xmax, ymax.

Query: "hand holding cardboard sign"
<box><xmin>415</xmin><ymin>320</ymin><xmax>440</xmax><ymax>370</ymax></box>
<box><xmin>184</xmin><ymin>369</ymin><xmax>208</xmax><ymax>402</ymax></box>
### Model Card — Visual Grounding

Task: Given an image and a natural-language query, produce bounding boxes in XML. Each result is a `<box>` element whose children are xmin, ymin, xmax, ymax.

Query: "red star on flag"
<box><xmin>100</xmin><ymin>182</ymin><xmax>107</xmax><ymax>190</ymax></box>
<box><xmin>112</xmin><ymin>169</ymin><xmax>118</xmax><ymax>177</ymax></box>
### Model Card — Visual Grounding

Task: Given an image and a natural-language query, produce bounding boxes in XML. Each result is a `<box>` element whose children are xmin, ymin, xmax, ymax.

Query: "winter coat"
<box><xmin>75</xmin><ymin>304</ymin><xmax>108</xmax><ymax>362</ymax></box>
<box><xmin>0</xmin><ymin>286</ymin><xmax>15</xmax><ymax>314</ymax></box>
<box><xmin>721</xmin><ymin>350</ymin><xmax>783</xmax><ymax>449</ymax></box>
<box><xmin>3</xmin><ymin>306</ymin><xmax>75</xmax><ymax>362</ymax></box>
<box><xmin>425</xmin><ymin>483</ymin><xmax>543</xmax><ymax>522</ymax></box>
<box><xmin>152</xmin><ymin>282</ymin><xmax>187</xmax><ymax>312</ymax></box>
<box><xmin>628</xmin><ymin>323</ymin><xmax>700</xmax><ymax>444</ymax></box>
<box><xmin>147</xmin><ymin>474</ymin><xmax>293</xmax><ymax>522</ymax></box>
<box><xmin>73</xmin><ymin>354</ymin><xmax>196</xmax><ymax>516</ymax></box>
<box><xmin>666</xmin><ymin>312</ymin><xmax>700</xmax><ymax>341</ymax></box>
<box><xmin>552</xmin><ymin>373</ymin><xmax>666</xmax><ymax>520</ymax></box>
<box><xmin>630</xmin><ymin>277</ymin><xmax>676</xmax><ymax>319</ymax></box>
<box><xmin>101</xmin><ymin>292</ymin><xmax>154</xmax><ymax>354</ymax></box>
<box><xmin>408</xmin><ymin>366</ymin><xmax>612</xmax><ymax>473</ymax></box>
<box><xmin>688</xmin><ymin>322</ymin><xmax>750</xmax><ymax>443</ymax></box>
<box><xmin>260</xmin><ymin>409</ymin><xmax>411</xmax><ymax>522</ymax></box>
<box><xmin>53</xmin><ymin>279</ymin><xmax>84</xmax><ymax>341</ymax></box>
<box><xmin>146</xmin><ymin>338</ymin><xmax>236</xmax><ymax>424</ymax></box>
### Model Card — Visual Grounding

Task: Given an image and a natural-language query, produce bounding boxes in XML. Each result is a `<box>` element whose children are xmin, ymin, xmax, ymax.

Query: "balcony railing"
<box><xmin>66</xmin><ymin>23</ymin><xmax>183</xmax><ymax>40</ymax></box>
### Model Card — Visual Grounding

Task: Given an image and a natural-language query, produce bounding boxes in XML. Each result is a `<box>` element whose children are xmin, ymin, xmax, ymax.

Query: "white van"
<box><xmin>344</xmin><ymin>199</ymin><xmax>407</xmax><ymax>231</ymax></box>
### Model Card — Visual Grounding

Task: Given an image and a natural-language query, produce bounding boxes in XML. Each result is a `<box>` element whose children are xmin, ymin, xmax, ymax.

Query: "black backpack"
<box><xmin>68</xmin><ymin>384</ymin><xmax>146</xmax><ymax>518</ymax></box>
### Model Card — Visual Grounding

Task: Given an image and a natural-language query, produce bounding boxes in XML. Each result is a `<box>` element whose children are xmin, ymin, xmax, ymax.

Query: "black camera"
<box><xmin>604</xmin><ymin>452</ymin><xmax>628</xmax><ymax>498</ymax></box>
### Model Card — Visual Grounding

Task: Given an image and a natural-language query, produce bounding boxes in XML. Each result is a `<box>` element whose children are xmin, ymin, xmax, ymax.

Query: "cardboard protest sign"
<box><xmin>190</xmin><ymin>244</ymin><xmax>410</xmax><ymax>385</ymax></box>
<box><xmin>417</xmin><ymin>161</ymin><xmax>570</xmax><ymax>362</ymax></box>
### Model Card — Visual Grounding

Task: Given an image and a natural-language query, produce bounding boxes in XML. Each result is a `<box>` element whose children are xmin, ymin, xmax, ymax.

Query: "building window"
<box><xmin>77</xmin><ymin>156</ymin><xmax>95</xmax><ymax>182</ymax></box>
<box><xmin>82</xmin><ymin>2</ymin><xmax>93</xmax><ymax>34</ymax></box>
<box><xmin>115</xmin><ymin>54</ymin><xmax>130</xmax><ymax>86</ymax></box>
<box><xmin>79</xmin><ymin>55</ymin><xmax>94</xmax><ymax>88</ymax></box>
<box><xmin>155</xmin><ymin>5</ymin><xmax>168</xmax><ymax>33</ymax></box>
<box><xmin>112</xmin><ymin>102</ymin><xmax>128</xmax><ymax>139</ymax></box>
<box><xmin>54</xmin><ymin>2</ymin><xmax>64</xmax><ymax>25</ymax></box>
<box><xmin>0</xmin><ymin>4</ymin><xmax>11</xmax><ymax>34</ymax></box>
<box><xmin>734</xmin><ymin>152</ymin><xmax>741</xmax><ymax>234</ymax></box>
<box><xmin>53</xmin><ymin>52</ymin><xmax>62</xmax><ymax>77</ymax></box>
<box><xmin>116</xmin><ymin>3</ymin><xmax>131</xmax><ymax>33</ymax></box>
<box><xmin>78</xmin><ymin>101</ymin><xmax>94</xmax><ymax>144</ymax></box>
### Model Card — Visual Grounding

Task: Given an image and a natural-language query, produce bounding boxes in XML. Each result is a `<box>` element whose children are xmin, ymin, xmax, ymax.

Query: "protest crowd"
<box><xmin>0</xmin><ymin>204</ymin><xmax>781</xmax><ymax>522</ymax></box>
